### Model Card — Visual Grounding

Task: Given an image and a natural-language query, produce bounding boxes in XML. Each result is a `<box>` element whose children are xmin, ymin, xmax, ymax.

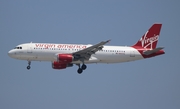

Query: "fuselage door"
<box><xmin>27</xmin><ymin>43</ymin><xmax>32</xmax><ymax>53</ymax></box>
<box><xmin>130</xmin><ymin>51</ymin><xmax>135</xmax><ymax>57</ymax></box>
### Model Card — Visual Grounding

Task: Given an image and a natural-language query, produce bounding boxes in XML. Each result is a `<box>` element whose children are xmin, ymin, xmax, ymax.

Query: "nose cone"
<box><xmin>8</xmin><ymin>50</ymin><xmax>15</xmax><ymax>58</ymax></box>
<box><xmin>8</xmin><ymin>50</ymin><xmax>12</xmax><ymax>57</ymax></box>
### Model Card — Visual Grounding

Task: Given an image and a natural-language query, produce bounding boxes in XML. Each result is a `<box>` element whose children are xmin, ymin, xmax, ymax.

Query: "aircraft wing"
<box><xmin>143</xmin><ymin>47</ymin><xmax>164</xmax><ymax>55</ymax></box>
<box><xmin>72</xmin><ymin>40</ymin><xmax>110</xmax><ymax>60</ymax></box>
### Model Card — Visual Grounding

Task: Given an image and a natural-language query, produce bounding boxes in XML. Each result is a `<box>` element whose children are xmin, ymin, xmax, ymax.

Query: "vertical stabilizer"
<box><xmin>133</xmin><ymin>24</ymin><xmax>162</xmax><ymax>49</ymax></box>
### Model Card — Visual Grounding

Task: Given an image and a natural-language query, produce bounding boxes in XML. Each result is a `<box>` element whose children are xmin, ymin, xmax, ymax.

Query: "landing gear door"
<box><xmin>27</xmin><ymin>43</ymin><xmax>32</xmax><ymax>53</ymax></box>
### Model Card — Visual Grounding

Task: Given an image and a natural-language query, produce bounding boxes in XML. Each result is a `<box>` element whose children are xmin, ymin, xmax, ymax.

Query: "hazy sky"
<box><xmin>1</xmin><ymin>0</ymin><xmax>180</xmax><ymax>109</ymax></box>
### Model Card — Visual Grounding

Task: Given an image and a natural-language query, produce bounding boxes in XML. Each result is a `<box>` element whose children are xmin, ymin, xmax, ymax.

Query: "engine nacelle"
<box><xmin>52</xmin><ymin>61</ymin><xmax>73</xmax><ymax>69</ymax></box>
<box><xmin>57</xmin><ymin>54</ymin><xmax>73</xmax><ymax>63</ymax></box>
<box><xmin>52</xmin><ymin>61</ymin><xmax>67</xmax><ymax>69</ymax></box>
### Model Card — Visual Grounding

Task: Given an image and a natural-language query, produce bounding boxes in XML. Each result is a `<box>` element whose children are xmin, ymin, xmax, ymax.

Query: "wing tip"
<box><xmin>106</xmin><ymin>39</ymin><xmax>111</xmax><ymax>43</ymax></box>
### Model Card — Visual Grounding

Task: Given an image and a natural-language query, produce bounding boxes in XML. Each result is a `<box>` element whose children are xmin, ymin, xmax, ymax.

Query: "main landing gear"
<box><xmin>77</xmin><ymin>64</ymin><xmax>87</xmax><ymax>74</ymax></box>
<box><xmin>27</xmin><ymin>61</ymin><xmax>31</xmax><ymax>70</ymax></box>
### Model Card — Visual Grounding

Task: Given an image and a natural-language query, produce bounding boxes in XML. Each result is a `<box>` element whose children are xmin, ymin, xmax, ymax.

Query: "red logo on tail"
<box><xmin>133</xmin><ymin>24</ymin><xmax>162</xmax><ymax>49</ymax></box>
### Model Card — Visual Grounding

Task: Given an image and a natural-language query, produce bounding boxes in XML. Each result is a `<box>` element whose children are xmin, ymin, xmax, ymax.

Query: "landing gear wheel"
<box><xmin>27</xmin><ymin>66</ymin><xmax>31</xmax><ymax>70</ymax></box>
<box><xmin>27</xmin><ymin>61</ymin><xmax>31</xmax><ymax>70</ymax></box>
<box><xmin>77</xmin><ymin>68</ymin><xmax>83</xmax><ymax>74</ymax></box>
<box><xmin>81</xmin><ymin>64</ymin><xmax>87</xmax><ymax>70</ymax></box>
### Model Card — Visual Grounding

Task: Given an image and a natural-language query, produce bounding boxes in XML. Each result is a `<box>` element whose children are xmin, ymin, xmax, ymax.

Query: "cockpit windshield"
<box><xmin>14</xmin><ymin>47</ymin><xmax>22</xmax><ymax>49</ymax></box>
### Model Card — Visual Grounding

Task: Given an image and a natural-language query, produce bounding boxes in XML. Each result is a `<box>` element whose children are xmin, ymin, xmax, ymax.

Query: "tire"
<box><xmin>81</xmin><ymin>64</ymin><xmax>87</xmax><ymax>70</ymax></box>
<box><xmin>77</xmin><ymin>68</ymin><xmax>83</xmax><ymax>74</ymax></box>
<box><xmin>27</xmin><ymin>66</ymin><xmax>31</xmax><ymax>70</ymax></box>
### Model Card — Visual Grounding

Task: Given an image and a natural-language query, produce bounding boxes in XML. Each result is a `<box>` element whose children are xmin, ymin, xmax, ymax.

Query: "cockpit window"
<box><xmin>14</xmin><ymin>46</ymin><xmax>22</xmax><ymax>49</ymax></box>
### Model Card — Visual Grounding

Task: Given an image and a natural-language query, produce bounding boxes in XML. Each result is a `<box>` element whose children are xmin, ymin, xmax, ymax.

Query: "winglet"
<box><xmin>106</xmin><ymin>39</ymin><xmax>111</xmax><ymax>43</ymax></box>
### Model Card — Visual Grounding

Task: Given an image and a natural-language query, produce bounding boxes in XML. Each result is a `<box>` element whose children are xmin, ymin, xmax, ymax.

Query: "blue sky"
<box><xmin>0</xmin><ymin>0</ymin><xmax>180</xmax><ymax>109</ymax></box>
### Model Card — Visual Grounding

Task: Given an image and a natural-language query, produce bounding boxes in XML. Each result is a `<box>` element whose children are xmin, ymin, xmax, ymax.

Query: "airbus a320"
<box><xmin>8</xmin><ymin>24</ymin><xmax>165</xmax><ymax>74</ymax></box>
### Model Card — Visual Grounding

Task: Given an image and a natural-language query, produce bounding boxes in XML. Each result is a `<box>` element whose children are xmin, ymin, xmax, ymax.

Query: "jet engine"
<box><xmin>52</xmin><ymin>61</ymin><xmax>67</xmax><ymax>69</ymax></box>
<box><xmin>57</xmin><ymin>54</ymin><xmax>73</xmax><ymax>63</ymax></box>
<box><xmin>52</xmin><ymin>61</ymin><xmax>73</xmax><ymax>69</ymax></box>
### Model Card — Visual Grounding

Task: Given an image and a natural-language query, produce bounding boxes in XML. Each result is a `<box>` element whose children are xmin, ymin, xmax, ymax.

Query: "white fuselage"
<box><xmin>7</xmin><ymin>24</ymin><xmax>165</xmax><ymax>74</ymax></box>
<box><xmin>8</xmin><ymin>43</ymin><xmax>144</xmax><ymax>64</ymax></box>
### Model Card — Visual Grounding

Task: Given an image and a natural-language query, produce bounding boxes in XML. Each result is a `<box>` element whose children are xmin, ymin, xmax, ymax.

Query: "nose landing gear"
<box><xmin>27</xmin><ymin>61</ymin><xmax>31</xmax><ymax>70</ymax></box>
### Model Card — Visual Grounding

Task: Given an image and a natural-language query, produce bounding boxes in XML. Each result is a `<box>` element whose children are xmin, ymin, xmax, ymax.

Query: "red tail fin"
<box><xmin>133</xmin><ymin>24</ymin><xmax>162</xmax><ymax>49</ymax></box>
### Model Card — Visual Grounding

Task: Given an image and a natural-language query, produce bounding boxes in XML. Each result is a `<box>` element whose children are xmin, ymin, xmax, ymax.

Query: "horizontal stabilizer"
<box><xmin>143</xmin><ymin>47</ymin><xmax>164</xmax><ymax>55</ymax></box>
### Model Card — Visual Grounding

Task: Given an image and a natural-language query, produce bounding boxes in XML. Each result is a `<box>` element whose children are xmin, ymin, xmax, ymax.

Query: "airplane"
<box><xmin>8</xmin><ymin>23</ymin><xmax>165</xmax><ymax>74</ymax></box>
